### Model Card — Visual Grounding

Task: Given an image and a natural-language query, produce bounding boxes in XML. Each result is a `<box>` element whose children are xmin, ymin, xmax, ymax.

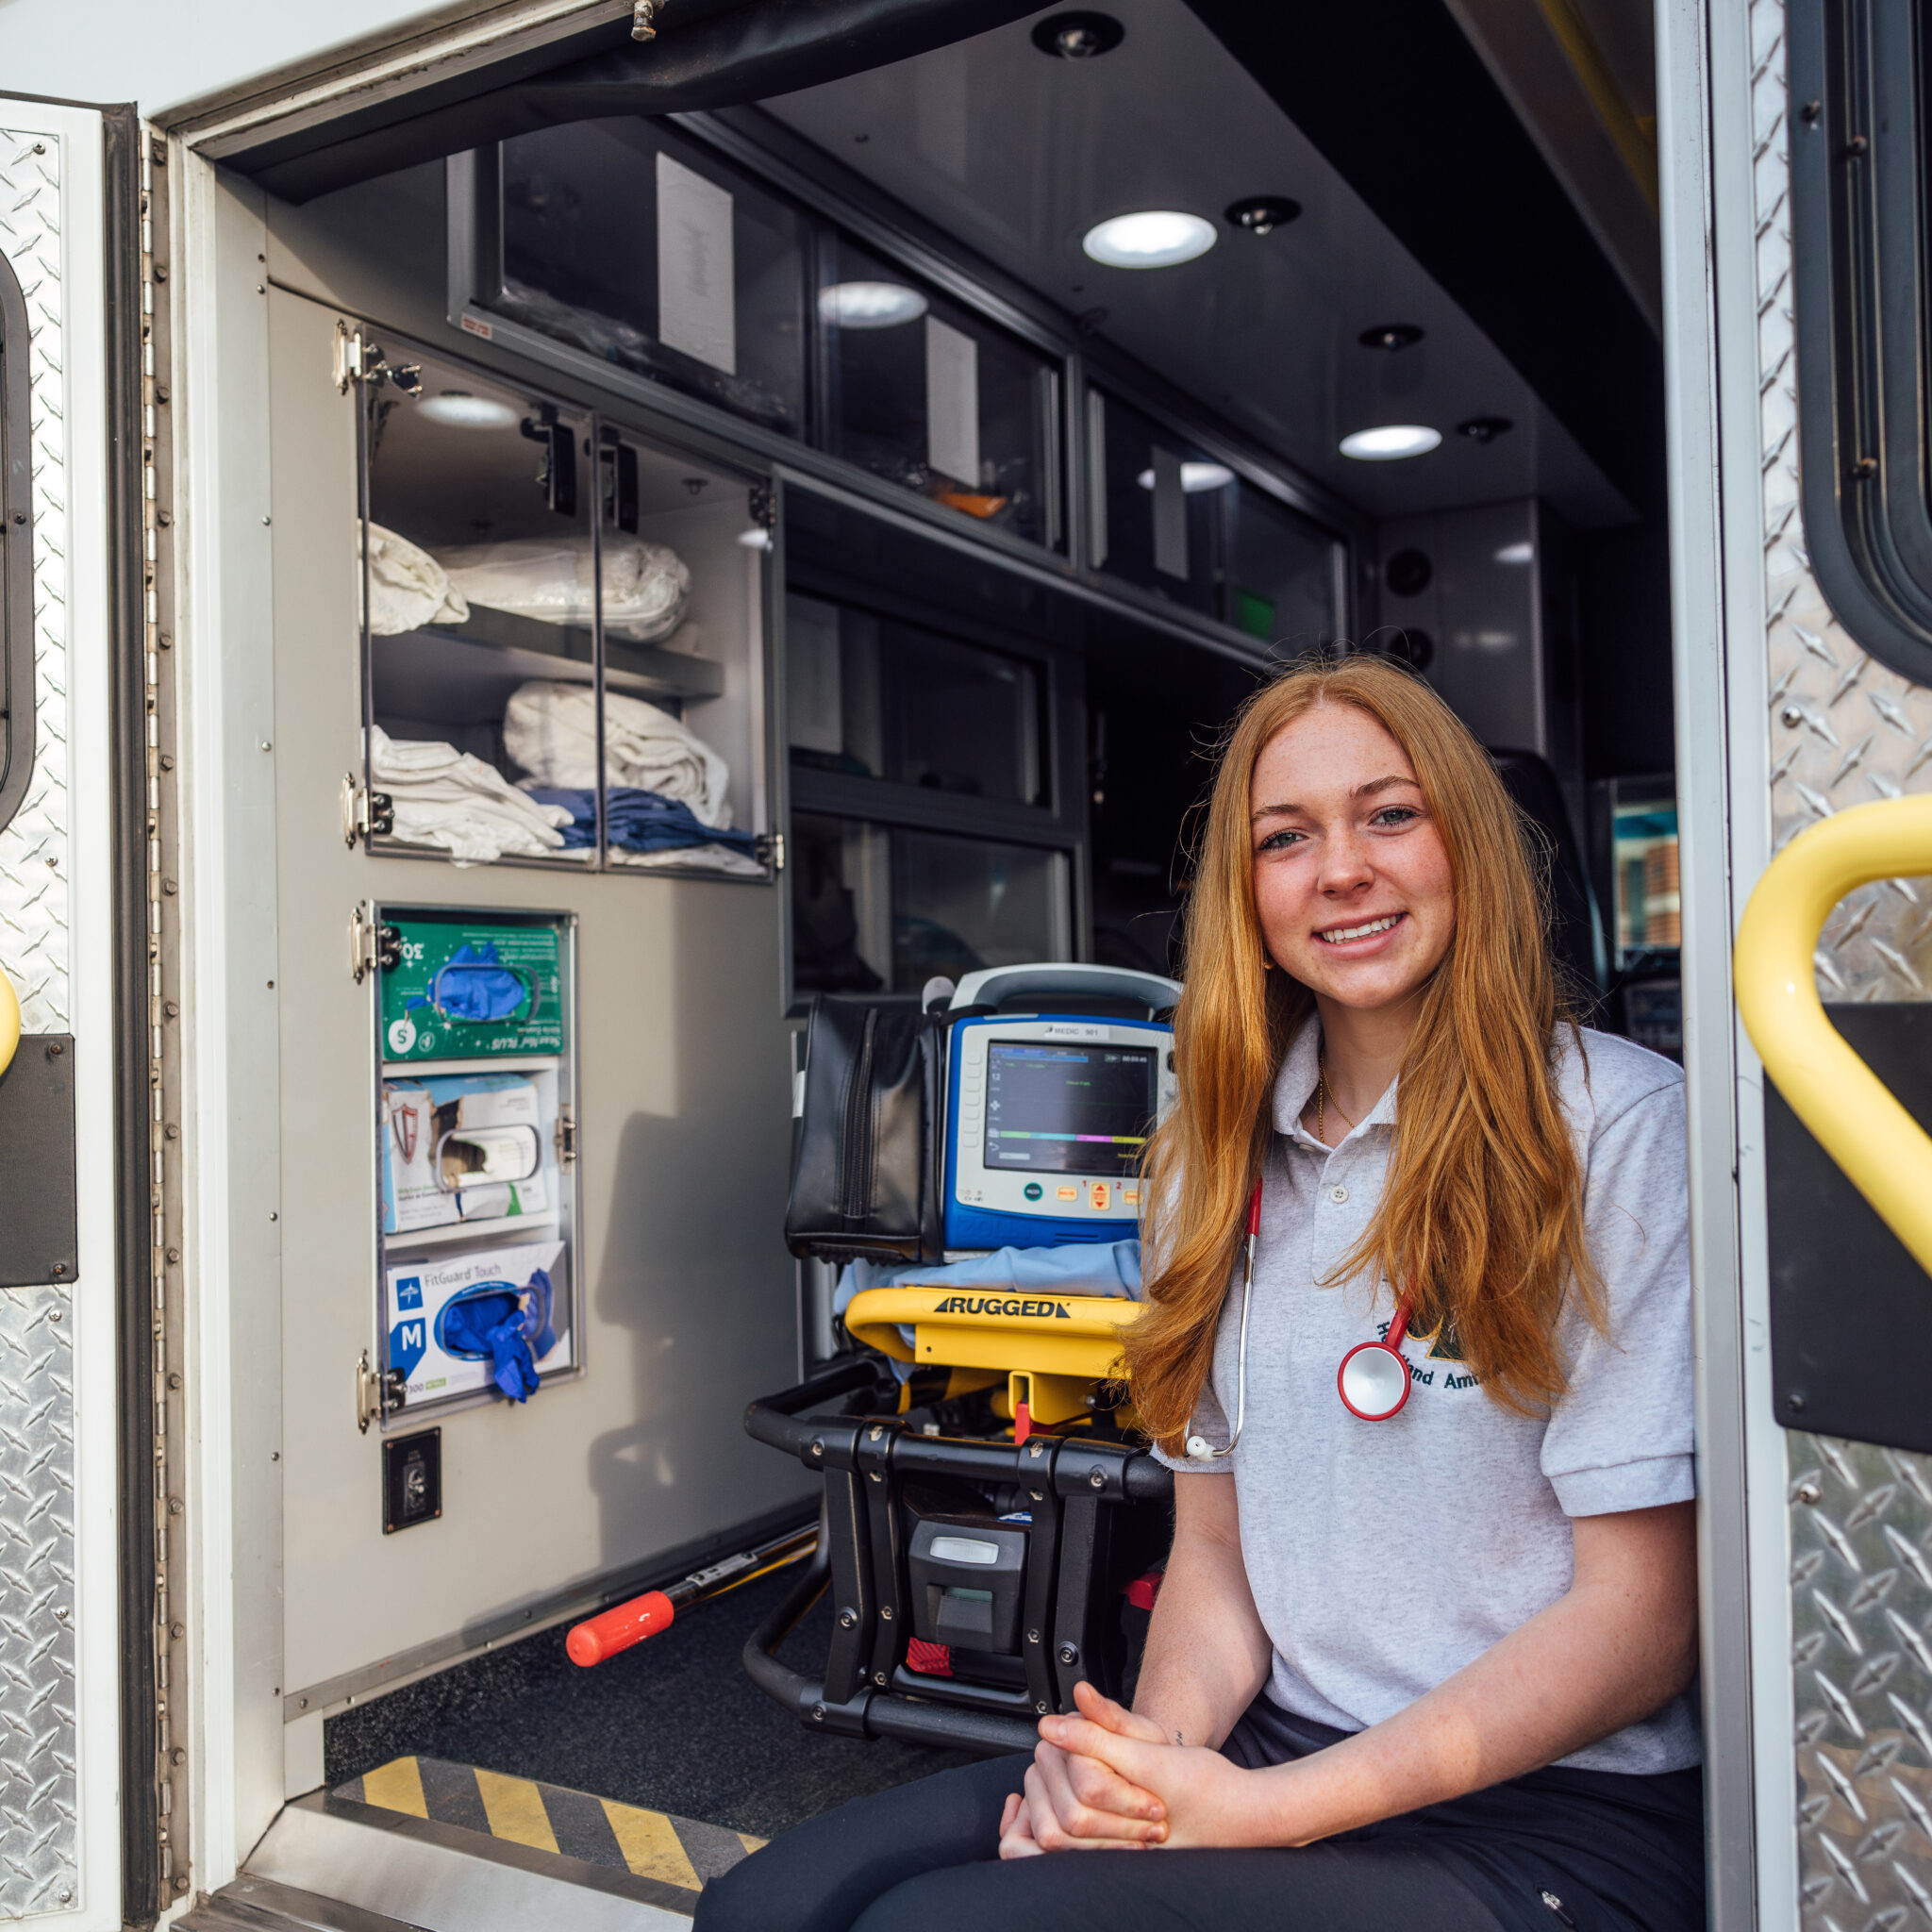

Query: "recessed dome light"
<box><xmin>1225</xmin><ymin>196</ymin><xmax>1301</xmax><ymax>236</ymax></box>
<box><xmin>817</xmin><ymin>281</ymin><xmax>928</xmax><ymax>329</ymax></box>
<box><xmin>417</xmin><ymin>391</ymin><xmax>521</xmax><ymax>430</ymax></box>
<box><xmin>1082</xmin><ymin>211</ymin><xmax>1216</xmax><ymax>269</ymax></box>
<box><xmin>1339</xmin><ymin>425</ymin><xmax>1441</xmax><ymax>461</ymax></box>
<box><xmin>1137</xmin><ymin>461</ymin><xmax>1236</xmax><ymax>492</ymax></box>
<box><xmin>1493</xmin><ymin>541</ymin><xmax>1535</xmax><ymax>565</ymax></box>
<box><xmin>1032</xmin><ymin>10</ymin><xmax>1124</xmax><ymax>58</ymax></box>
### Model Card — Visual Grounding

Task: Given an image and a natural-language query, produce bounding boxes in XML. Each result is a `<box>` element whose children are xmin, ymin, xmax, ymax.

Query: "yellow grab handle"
<box><xmin>0</xmin><ymin>965</ymin><xmax>16</xmax><ymax>1078</ymax></box>
<box><xmin>1735</xmin><ymin>794</ymin><xmax>1932</xmax><ymax>1274</ymax></box>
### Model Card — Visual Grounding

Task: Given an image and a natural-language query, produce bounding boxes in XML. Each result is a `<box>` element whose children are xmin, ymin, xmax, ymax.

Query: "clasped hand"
<box><xmin>997</xmin><ymin>1681</ymin><xmax>1258</xmax><ymax>1856</ymax></box>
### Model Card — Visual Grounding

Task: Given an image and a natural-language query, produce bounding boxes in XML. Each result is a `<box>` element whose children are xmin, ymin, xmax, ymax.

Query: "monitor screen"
<box><xmin>982</xmin><ymin>1041</ymin><xmax>1157</xmax><ymax>1178</ymax></box>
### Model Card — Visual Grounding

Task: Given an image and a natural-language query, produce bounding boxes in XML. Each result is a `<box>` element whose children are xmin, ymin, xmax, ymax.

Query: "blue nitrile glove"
<box><xmin>521</xmin><ymin>1267</ymin><xmax>557</xmax><ymax>1359</ymax></box>
<box><xmin>407</xmin><ymin>943</ymin><xmax>532</xmax><ymax>1023</ymax></box>
<box><xmin>439</xmin><ymin>1288</ymin><xmax>541</xmax><ymax>1402</ymax></box>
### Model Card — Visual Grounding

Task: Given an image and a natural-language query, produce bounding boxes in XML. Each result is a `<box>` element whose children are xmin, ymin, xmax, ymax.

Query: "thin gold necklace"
<box><xmin>1315</xmin><ymin>1051</ymin><xmax>1358</xmax><ymax>1144</ymax></box>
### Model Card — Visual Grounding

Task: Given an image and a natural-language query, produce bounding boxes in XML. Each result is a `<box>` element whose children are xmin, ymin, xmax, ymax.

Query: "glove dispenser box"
<box><xmin>372</xmin><ymin>905</ymin><xmax>582</xmax><ymax>1422</ymax></box>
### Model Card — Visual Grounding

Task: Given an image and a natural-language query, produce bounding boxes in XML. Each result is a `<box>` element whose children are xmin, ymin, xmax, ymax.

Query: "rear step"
<box><xmin>189</xmin><ymin>1760</ymin><xmax>763</xmax><ymax>1932</ymax></box>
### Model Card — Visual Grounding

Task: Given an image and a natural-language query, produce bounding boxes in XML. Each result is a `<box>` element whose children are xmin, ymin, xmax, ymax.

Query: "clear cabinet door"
<box><xmin>358</xmin><ymin>339</ymin><xmax>772</xmax><ymax>880</ymax></box>
<box><xmin>363</xmin><ymin>356</ymin><xmax>601</xmax><ymax>867</ymax></box>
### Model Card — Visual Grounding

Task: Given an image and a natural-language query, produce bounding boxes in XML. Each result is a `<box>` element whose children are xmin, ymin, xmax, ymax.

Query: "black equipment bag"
<box><xmin>786</xmin><ymin>998</ymin><xmax>943</xmax><ymax>1264</ymax></box>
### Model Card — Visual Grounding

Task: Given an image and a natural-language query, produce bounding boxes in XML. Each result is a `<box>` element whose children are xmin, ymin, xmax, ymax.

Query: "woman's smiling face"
<box><xmin>1249</xmin><ymin>701</ymin><xmax>1456</xmax><ymax>1012</ymax></box>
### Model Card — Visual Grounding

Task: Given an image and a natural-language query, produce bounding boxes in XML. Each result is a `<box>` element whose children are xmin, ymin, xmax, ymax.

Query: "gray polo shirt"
<box><xmin>1151</xmin><ymin>1022</ymin><xmax>1699</xmax><ymax>1774</ymax></box>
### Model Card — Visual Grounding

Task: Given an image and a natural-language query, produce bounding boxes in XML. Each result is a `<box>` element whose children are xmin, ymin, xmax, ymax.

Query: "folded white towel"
<box><xmin>433</xmin><ymin>533</ymin><xmax>691</xmax><ymax>642</ymax></box>
<box><xmin>369</xmin><ymin>725</ymin><xmax>575</xmax><ymax>864</ymax></box>
<box><xmin>503</xmin><ymin>682</ymin><xmax>733</xmax><ymax>828</ymax></box>
<box><xmin>362</xmin><ymin>524</ymin><xmax>470</xmax><ymax>636</ymax></box>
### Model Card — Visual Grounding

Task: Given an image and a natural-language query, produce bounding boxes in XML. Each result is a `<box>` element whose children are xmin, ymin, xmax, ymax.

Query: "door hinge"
<box><xmin>554</xmin><ymin>1104</ymin><xmax>578</xmax><ymax>1167</ymax></box>
<box><xmin>334</xmin><ymin>321</ymin><xmax>422</xmax><ymax>397</ymax></box>
<box><xmin>341</xmin><ymin>772</ymin><xmax>395</xmax><ymax>848</ymax></box>
<box><xmin>357</xmin><ymin>1349</ymin><xmax>408</xmax><ymax>1435</ymax></box>
<box><xmin>349</xmin><ymin>904</ymin><xmax>403</xmax><ymax>986</ymax></box>
<box><xmin>748</xmin><ymin>479</ymin><xmax>777</xmax><ymax>530</ymax></box>
<box><xmin>756</xmin><ymin>830</ymin><xmax>785</xmax><ymax>873</ymax></box>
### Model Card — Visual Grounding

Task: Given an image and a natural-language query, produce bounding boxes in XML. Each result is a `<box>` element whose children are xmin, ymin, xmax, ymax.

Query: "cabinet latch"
<box><xmin>341</xmin><ymin>772</ymin><xmax>394</xmax><ymax>848</ymax></box>
<box><xmin>357</xmin><ymin>1349</ymin><xmax>408</xmax><ymax>1435</ymax></box>
<box><xmin>554</xmin><ymin>1104</ymin><xmax>578</xmax><ymax>1167</ymax></box>
<box><xmin>349</xmin><ymin>904</ymin><xmax>403</xmax><ymax>986</ymax></box>
<box><xmin>755</xmin><ymin>830</ymin><xmax>785</xmax><ymax>872</ymax></box>
<box><xmin>333</xmin><ymin>321</ymin><xmax>421</xmax><ymax>397</ymax></box>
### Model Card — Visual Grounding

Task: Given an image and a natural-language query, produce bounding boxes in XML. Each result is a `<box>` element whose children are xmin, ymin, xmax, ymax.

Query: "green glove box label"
<box><xmin>380</xmin><ymin>919</ymin><xmax>566</xmax><ymax>1061</ymax></box>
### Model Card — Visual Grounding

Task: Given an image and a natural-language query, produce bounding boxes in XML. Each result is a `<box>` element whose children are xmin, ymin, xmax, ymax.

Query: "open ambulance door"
<box><xmin>0</xmin><ymin>96</ymin><xmax>173</xmax><ymax>1929</ymax></box>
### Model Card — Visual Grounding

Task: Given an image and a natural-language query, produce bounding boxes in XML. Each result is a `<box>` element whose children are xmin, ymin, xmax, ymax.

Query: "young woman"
<box><xmin>699</xmin><ymin>657</ymin><xmax>1700</xmax><ymax>1932</ymax></box>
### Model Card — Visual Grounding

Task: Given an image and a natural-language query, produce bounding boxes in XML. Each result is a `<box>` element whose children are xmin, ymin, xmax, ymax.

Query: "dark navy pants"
<box><xmin>694</xmin><ymin>1699</ymin><xmax>1705</xmax><ymax>1932</ymax></box>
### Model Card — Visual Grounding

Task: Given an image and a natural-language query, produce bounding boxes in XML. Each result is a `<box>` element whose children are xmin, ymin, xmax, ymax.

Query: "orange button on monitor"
<box><xmin>1057</xmin><ymin>1185</ymin><xmax>1078</xmax><ymax>1201</ymax></box>
<box><xmin>1090</xmin><ymin>1181</ymin><xmax>1110</xmax><ymax>1210</ymax></box>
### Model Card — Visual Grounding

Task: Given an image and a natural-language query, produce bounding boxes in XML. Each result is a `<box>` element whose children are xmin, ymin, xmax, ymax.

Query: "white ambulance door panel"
<box><xmin>264</xmin><ymin>282</ymin><xmax>810</xmax><ymax>1780</ymax></box>
<box><xmin>0</xmin><ymin>99</ymin><xmax>129</xmax><ymax>1930</ymax></box>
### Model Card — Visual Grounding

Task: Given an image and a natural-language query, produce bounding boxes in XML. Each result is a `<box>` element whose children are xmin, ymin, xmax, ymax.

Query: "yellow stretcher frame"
<box><xmin>843</xmin><ymin>1285</ymin><xmax>1145</xmax><ymax>1428</ymax></box>
<box><xmin>1735</xmin><ymin>793</ymin><xmax>1932</xmax><ymax>1276</ymax></box>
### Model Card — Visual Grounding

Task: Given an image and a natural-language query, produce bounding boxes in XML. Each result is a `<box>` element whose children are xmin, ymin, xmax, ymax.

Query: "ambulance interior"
<box><xmin>209</xmin><ymin>0</ymin><xmax>1678</xmax><ymax>1909</ymax></box>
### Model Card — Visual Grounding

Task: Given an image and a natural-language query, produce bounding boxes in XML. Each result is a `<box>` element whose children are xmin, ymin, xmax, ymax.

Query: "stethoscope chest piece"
<box><xmin>1337</xmin><ymin>1303</ymin><xmax>1413</xmax><ymax>1422</ymax></box>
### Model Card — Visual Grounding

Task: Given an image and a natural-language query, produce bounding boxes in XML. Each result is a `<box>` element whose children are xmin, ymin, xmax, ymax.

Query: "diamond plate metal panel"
<box><xmin>1790</xmin><ymin>1437</ymin><xmax>1932</xmax><ymax>1926</ymax></box>
<box><xmin>0</xmin><ymin>1287</ymin><xmax>75</xmax><ymax>1919</ymax></box>
<box><xmin>0</xmin><ymin>128</ymin><xmax>69</xmax><ymax>1033</ymax></box>
<box><xmin>1751</xmin><ymin>0</ymin><xmax>1932</xmax><ymax>1915</ymax></box>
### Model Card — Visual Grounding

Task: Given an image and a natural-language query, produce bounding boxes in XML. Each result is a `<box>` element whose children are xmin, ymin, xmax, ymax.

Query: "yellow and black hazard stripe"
<box><xmin>334</xmin><ymin>1757</ymin><xmax>763</xmax><ymax>1893</ymax></box>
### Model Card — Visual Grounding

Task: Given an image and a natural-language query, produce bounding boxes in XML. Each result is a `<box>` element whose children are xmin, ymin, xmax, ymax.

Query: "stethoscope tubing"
<box><xmin>1184</xmin><ymin>1170</ymin><xmax>1415</xmax><ymax>1460</ymax></box>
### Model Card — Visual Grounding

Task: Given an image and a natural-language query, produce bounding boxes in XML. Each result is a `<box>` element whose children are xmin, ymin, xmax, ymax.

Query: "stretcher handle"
<box><xmin>744</xmin><ymin>1356</ymin><xmax>893</xmax><ymax>1458</ymax></box>
<box><xmin>1735</xmin><ymin>793</ymin><xmax>1932</xmax><ymax>1275</ymax></box>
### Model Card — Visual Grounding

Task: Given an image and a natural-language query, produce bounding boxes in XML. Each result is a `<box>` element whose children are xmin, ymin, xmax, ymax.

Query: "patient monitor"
<box><xmin>940</xmin><ymin>964</ymin><xmax>1179</xmax><ymax>1252</ymax></box>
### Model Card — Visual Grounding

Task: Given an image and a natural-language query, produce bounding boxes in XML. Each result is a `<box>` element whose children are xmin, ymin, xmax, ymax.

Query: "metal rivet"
<box><xmin>1027</xmin><ymin>1628</ymin><xmax>1041</xmax><ymax>1644</ymax></box>
<box><xmin>49</xmin><ymin>1264</ymin><xmax>65</xmax><ymax>1279</ymax></box>
<box><xmin>9</xmin><ymin>511</ymin><xmax>23</xmax><ymax>525</ymax></box>
<box><xmin>879</xmin><ymin>1605</ymin><xmax>892</xmax><ymax>1620</ymax></box>
<box><xmin>1795</xmin><ymin>1480</ymin><xmax>1822</xmax><ymax>1504</ymax></box>
<box><xmin>1058</xmin><ymin>1641</ymin><xmax>1078</xmax><ymax>1665</ymax></box>
<box><xmin>1088</xmin><ymin>1468</ymin><xmax>1105</xmax><ymax>1489</ymax></box>
<box><xmin>811</xmin><ymin>1704</ymin><xmax>825</xmax><ymax>1722</ymax></box>
<box><xmin>868</xmin><ymin>1470</ymin><xmax>882</xmax><ymax>1483</ymax></box>
<box><xmin>838</xmin><ymin>1607</ymin><xmax>858</xmax><ymax>1628</ymax></box>
<box><xmin>874</xmin><ymin>1671</ymin><xmax>888</xmax><ymax>1686</ymax></box>
<box><xmin>1036</xmin><ymin>1700</ymin><xmax>1050</xmax><ymax>1714</ymax></box>
<box><xmin>868</xmin><ymin>1424</ymin><xmax>883</xmax><ymax>1441</ymax></box>
<box><xmin>268</xmin><ymin>1211</ymin><xmax>278</xmax><ymax>1222</ymax></box>
<box><xmin>168</xmin><ymin>1372</ymin><xmax>182</xmax><ymax>1390</ymax></box>
<box><xmin>1788</xmin><ymin>1391</ymin><xmax>1807</xmax><ymax>1412</ymax></box>
<box><xmin>1029</xmin><ymin>1489</ymin><xmax>1043</xmax><ymax>1502</ymax></box>
<box><xmin>1780</xmin><ymin>704</ymin><xmax>1805</xmax><ymax>728</ymax></box>
<box><xmin>809</xmin><ymin>1440</ymin><xmax>824</xmax><ymax>1457</ymax></box>
<box><xmin>46</xmin><ymin>1041</ymin><xmax>61</xmax><ymax>1057</ymax></box>
<box><xmin>47</xmin><ymin>1307</ymin><xmax>60</xmax><ymax>1318</ymax></box>
<box><xmin>166</xmin><ymin>1247</ymin><xmax>181</xmax><ymax>1264</ymax></box>
<box><xmin>165</xmin><ymin>1124</ymin><xmax>179</xmax><ymax>1140</ymax></box>
<box><xmin>163</xmin><ymin>876</ymin><xmax>178</xmax><ymax>893</ymax></box>
<box><xmin>168</xmin><ymin>1497</ymin><xmax>183</xmax><ymax>1515</ymax></box>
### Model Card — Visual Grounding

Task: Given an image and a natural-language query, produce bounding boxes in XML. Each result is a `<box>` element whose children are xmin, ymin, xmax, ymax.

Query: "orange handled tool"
<box><xmin>566</xmin><ymin>1591</ymin><xmax>675</xmax><ymax>1665</ymax></box>
<box><xmin>566</xmin><ymin>1524</ymin><xmax>816</xmax><ymax>1667</ymax></box>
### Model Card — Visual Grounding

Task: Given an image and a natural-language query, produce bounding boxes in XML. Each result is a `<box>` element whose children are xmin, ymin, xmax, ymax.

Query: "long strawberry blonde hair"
<box><xmin>1125</xmin><ymin>655</ymin><xmax>1601</xmax><ymax>1452</ymax></box>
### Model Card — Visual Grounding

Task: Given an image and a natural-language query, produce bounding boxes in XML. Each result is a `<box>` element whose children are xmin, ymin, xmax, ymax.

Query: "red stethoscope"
<box><xmin>1184</xmin><ymin>1177</ymin><xmax>1413</xmax><ymax>1460</ymax></box>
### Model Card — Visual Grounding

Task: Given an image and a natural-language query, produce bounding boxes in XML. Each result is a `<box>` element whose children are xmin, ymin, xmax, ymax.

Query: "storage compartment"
<box><xmin>359</xmin><ymin>338</ymin><xmax>771</xmax><ymax>879</ymax></box>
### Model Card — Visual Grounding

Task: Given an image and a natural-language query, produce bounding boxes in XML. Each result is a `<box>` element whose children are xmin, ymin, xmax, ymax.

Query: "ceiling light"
<box><xmin>1082</xmin><ymin>211</ymin><xmax>1216</xmax><ymax>269</ymax></box>
<box><xmin>737</xmin><ymin>526</ymin><xmax>773</xmax><ymax>551</ymax></box>
<box><xmin>1493</xmin><ymin>541</ymin><xmax>1535</xmax><ymax>565</ymax></box>
<box><xmin>1357</xmin><ymin>323</ymin><xmax>1424</xmax><ymax>353</ymax></box>
<box><xmin>1032</xmin><ymin>10</ymin><xmax>1124</xmax><ymax>58</ymax></box>
<box><xmin>1225</xmin><ymin>196</ymin><xmax>1301</xmax><ymax>236</ymax></box>
<box><xmin>1340</xmin><ymin>425</ymin><xmax>1442</xmax><ymax>461</ymax></box>
<box><xmin>817</xmin><ymin>281</ymin><xmax>928</xmax><ymax>329</ymax></box>
<box><xmin>1137</xmin><ymin>462</ymin><xmax>1236</xmax><ymax>492</ymax></box>
<box><xmin>1458</xmin><ymin>415</ymin><xmax>1514</xmax><ymax>444</ymax></box>
<box><xmin>417</xmin><ymin>391</ymin><xmax>521</xmax><ymax>430</ymax></box>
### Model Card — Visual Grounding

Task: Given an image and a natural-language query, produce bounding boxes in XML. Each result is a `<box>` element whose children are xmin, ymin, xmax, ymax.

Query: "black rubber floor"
<box><xmin>323</xmin><ymin>1566</ymin><xmax>982</xmax><ymax>1840</ymax></box>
